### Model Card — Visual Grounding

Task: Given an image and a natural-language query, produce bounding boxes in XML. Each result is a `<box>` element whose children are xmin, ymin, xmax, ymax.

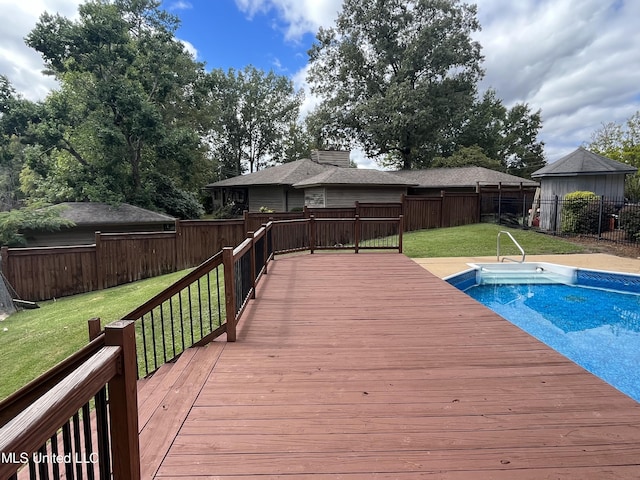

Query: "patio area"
<box><xmin>138</xmin><ymin>253</ymin><xmax>640</xmax><ymax>478</ymax></box>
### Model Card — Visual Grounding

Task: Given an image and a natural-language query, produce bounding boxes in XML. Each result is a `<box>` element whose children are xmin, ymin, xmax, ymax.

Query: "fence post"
<box><xmin>222</xmin><ymin>247</ymin><xmax>237</xmax><ymax>342</ymax></box>
<box><xmin>439</xmin><ymin>191</ymin><xmax>445</xmax><ymax>228</ymax></box>
<box><xmin>95</xmin><ymin>232</ymin><xmax>104</xmax><ymax>291</ymax></box>
<box><xmin>598</xmin><ymin>196</ymin><xmax>604</xmax><ymax>239</ymax></box>
<box><xmin>248</xmin><ymin>231</ymin><xmax>256</xmax><ymax>300</ymax></box>
<box><xmin>552</xmin><ymin>195</ymin><xmax>559</xmax><ymax>234</ymax></box>
<box><xmin>104</xmin><ymin>320</ymin><xmax>140</xmax><ymax>480</ymax></box>
<box><xmin>88</xmin><ymin>317</ymin><xmax>102</xmax><ymax>341</ymax></box>
<box><xmin>174</xmin><ymin>219</ymin><xmax>182</xmax><ymax>270</ymax></box>
<box><xmin>309</xmin><ymin>215</ymin><xmax>316</xmax><ymax>254</ymax></box>
<box><xmin>398</xmin><ymin>215</ymin><xmax>404</xmax><ymax>254</ymax></box>
<box><xmin>354</xmin><ymin>215</ymin><xmax>360</xmax><ymax>253</ymax></box>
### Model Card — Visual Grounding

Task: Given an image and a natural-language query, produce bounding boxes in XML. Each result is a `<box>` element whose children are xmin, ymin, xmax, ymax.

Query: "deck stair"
<box><xmin>136</xmin><ymin>342</ymin><xmax>225</xmax><ymax>479</ymax></box>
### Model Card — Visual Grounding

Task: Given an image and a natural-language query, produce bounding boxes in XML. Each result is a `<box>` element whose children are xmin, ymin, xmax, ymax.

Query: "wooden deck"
<box><xmin>138</xmin><ymin>253</ymin><xmax>640</xmax><ymax>479</ymax></box>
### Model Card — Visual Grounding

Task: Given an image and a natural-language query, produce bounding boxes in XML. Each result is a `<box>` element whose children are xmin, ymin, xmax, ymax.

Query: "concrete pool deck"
<box><xmin>413</xmin><ymin>253</ymin><xmax>640</xmax><ymax>279</ymax></box>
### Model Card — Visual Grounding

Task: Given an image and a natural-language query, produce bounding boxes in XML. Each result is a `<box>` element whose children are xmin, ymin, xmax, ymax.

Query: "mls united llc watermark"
<box><xmin>2</xmin><ymin>451</ymin><xmax>99</xmax><ymax>465</ymax></box>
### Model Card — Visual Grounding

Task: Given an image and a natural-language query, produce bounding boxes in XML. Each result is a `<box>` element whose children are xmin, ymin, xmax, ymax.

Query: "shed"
<box><xmin>531</xmin><ymin>147</ymin><xmax>636</xmax><ymax>200</ymax></box>
<box><xmin>531</xmin><ymin>147</ymin><xmax>637</xmax><ymax>230</ymax></box>
<box><xmin>22</xmin><ymin>202</ymin><xmax>176</xmax><ymax>246</ymax></box>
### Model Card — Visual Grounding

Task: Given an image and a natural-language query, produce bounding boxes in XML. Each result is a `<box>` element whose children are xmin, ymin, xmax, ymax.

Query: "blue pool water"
<box><xmin>466</xmin><ymin>282</ymin><xmax>640</xmax><ymax>402</ymax></box>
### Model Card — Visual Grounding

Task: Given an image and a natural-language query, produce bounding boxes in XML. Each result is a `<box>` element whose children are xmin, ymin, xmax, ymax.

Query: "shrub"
<box><xmin>619</xmin><ymin>205</ymin><xmax>640</xmax><ymax>242</ymax></box>
<box><xmin>560</xmin><ymin>191</ymin><xmax>615</xmax><ymax>234</ymax></box>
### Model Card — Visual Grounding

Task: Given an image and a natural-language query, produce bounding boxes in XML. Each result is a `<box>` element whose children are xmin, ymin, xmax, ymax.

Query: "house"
<box><xmin>205</xmin><ymin>151</ymin><xmax>416</xmax><ymax>212</ymax></box>
<box><xmin>531</xmin><ymin>147</ymin><xmax>637</xmax><ymax>200</ymax></box>
<box><xmin>392</xmin><ymin>166</ymin><xmax>539</xmax><ymax>195</ymax></box>
<box><xmin>22</xmin><ymin>202</ymin><xmax>176</xmax><ymax>247</ymax></box>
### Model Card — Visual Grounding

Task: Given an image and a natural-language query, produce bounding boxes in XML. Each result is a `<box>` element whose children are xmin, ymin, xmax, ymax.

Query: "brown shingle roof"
<box><xmin>205</xmin><ymin>159</ymin><xmax>331</xmax><ymax>188</ymax></box>
<box><xmin>51</xmin><ymin>202</ymin><xmax>175</xmax><ymax>226</ymax></box>
<box><xmin>532</xmin><ymin>147</ymin><xmax>637</xmax><ymax>177</ymax></box>
<box><xmin>392</xmin><ymin>166</ymin><xmax>538</xmax><ymax>188</ymax></box>
<box><xmin>293</xmin><ymin>167</ymin><xmax>416</xmax><ymax>188</ymax></box>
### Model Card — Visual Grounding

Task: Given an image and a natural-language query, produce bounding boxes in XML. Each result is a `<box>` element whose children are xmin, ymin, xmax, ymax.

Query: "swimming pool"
<box><xmin>446</xmin><ymin>263</ymin><xmax>640</xmax><ymax>402</ymax></box>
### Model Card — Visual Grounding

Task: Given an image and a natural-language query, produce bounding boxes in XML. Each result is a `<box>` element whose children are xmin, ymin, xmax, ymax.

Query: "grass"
<box><xmin>401</xmin><ymin>223</ymin><xmax>586</xmax><ymax>258</ymax></box>
<box><xmin>0</xmin><ymin>269</ymin><xmax>189</xmax><ymax>401</ymax></box>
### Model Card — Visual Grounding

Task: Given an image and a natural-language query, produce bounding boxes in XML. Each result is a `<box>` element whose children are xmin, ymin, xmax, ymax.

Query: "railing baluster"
<box><xmin>140</xmin><ymin>315</ymin><xmax>149</xmax><ymax>377</ymax></box>
<box><xmin>62</xmin><ymin>421</ymin><xmax>75</xmax><ymax>479</ymax></box>
<box><xmin>72</xmin><ymin>412</ymin><xmax>83</xmax><ymax>479</ymax></box>
<box><xmin>169</xmin><ymin>296</ymin><xmax>176</xmax><ymax>358</ymax></box>
<box><xmin>94</xmin><ymin>386</ymin><xmax>111</xmax><ymax>480</ymax></box>
<box><xmin>51</xmin><ymin>432</ymin><xmax>60</xmax><ymax>479</ymax></box>
<box><xmin>82</xmin><ymin>403</ymin><xmax>95</xmax><ymax>480</ymax></box>
<box><xmin>159</xmin><ymin>303</ymin><xmax>167</xmax><ymax>365</ymax></box>
<box><xmin>149</xmin><ymin>310</ymin><xmax>158</xmax><ymax>373</ymax></box>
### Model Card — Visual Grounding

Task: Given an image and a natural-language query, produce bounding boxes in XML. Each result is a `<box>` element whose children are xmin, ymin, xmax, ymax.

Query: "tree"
<box><xmin>453</xmin><ymin>89</ymin><xmax>545</xmax><ymax>177</ymax></box>
<box><xmin>206</xmin><ymin>66</ymin><xmax>304</xmax><ymax>178</ymax></box>
<box><xmin>432</xmin><ymin>145</ymin><xmax>503</xmax><ymax>170</ymax></box>
<box><xmin>588</xmin><ymin>111</ymin><xmax>640</xmax><ymax>201</ymax></box>
<box><xmin>23</xmin><ymin>0</ymin><xmax>210</xmax><ymax>217</ymax></box>
<box><xmin>307</xmin><ymin>0</ymin><xmax>484</xmax><ymax>170</ymax></box>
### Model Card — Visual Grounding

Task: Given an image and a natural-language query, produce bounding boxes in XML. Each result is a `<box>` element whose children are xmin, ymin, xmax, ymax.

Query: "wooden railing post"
<box><xmin>248</xmin><ymin>231</ymin><xmax>256</xmax><ymax>300</ymax></box>
<box><xmin>354</xmin><ymin>215</ymin><xmax>360</xmax><ymax>254</ymax></box>
<box><xmin>398</xmin><ymin>215</ymin><xmax>404</xmax><ymax>254</ymax></box>
<box><xmin>88</xmin><ymin>317</ymin><xmax>102</xmax><ymax>341</ymax></box>
<box><xmin>263</xmin><ymin>224</ymin><xmax>269</xmax><ymax>275</ymax></box>
<box><xmin>309</xmin><ymin>215</ymin><xmax>316</xmax><ymax>254</ymax></box>
<box><xmin>104</xmin><ymin>320</ymin><xmax>140</xmax><ymax>480</ymax></box>
<box><xmin>222</xmin><ymin>247</ymin><xmax>237</xmax><ymax>342</ymax></box>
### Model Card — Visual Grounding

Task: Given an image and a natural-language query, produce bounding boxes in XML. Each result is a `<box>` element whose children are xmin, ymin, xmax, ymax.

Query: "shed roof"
<box><xmin>205</xmin><ymin>159</ymin><xmax>330</xmax><ymax>188</ymax></box>
<box><xmin>51</xmin><ymin>202</ymin><xmax>175</xmax><ymax>226</ymax></box>
<box><xmin>392</xmin><ymin>166</ymin><xmax>538</xmax><ymax>188</ymax></box>
<box><xmin>293</xmin><ymin>167</ymin><xmax>416</xmax><ymax>188</ymax></box>
<box><xmin>531</xmin><ymin>147</ymin><xmax>637</xmax><ymax>178</ymax></box>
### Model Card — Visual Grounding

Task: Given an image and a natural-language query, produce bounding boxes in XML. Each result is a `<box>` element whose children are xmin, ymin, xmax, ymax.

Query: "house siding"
<box><xmin>248</xmin><ymin>186</ymin><xmax>286</xmax><ymax>212</ymax></box>
<box><xmin>539</xmin><ymin>174</ymin><xmax>627</xmax><ymax>200</ymax></box>
<box><xmin>285</xmin><ymin>188</ymin><xmax>305</xmax><ymax>211</ymax></box>
<box><xmin>324</xmin><ymin>187</ymin><xmax>407</xmax><ymax>208</ymax></box>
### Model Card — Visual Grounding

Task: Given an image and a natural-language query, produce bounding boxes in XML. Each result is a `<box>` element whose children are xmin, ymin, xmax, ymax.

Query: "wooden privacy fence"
<box><xmin>1</xmin><ymin>195</ymin><xmax>477</xmax><ymax>302</ymax></box>
<box><xmin>1</xmin><ymin>220</ymin><xmax>245</xmax><ymax>302</ymax></box>
<box><xmin>244</xmin><ymin>195</ymin><xmax>478</xmax><ymax>233</ymax></box>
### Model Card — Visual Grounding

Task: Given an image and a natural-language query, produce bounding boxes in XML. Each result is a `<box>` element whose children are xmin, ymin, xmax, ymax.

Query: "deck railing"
<box><xmin>0</xmin><ymin>216</ymin><xmax>402</xmax><ymax>480</ymax></box>
<box><xmin>121</xmin><ymin>251</ymin><xmax>226</xmax><ymax>378</ymax></box>
<box><xmin>0</xmin><ymin>321</ymin><xmax>140</xmax><ymax>480</ymax></box>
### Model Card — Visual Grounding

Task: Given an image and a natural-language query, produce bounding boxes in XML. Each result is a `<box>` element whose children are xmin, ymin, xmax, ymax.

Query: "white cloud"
<box><xmin>234</xmin><ymin>0</ymin><xmax>341</xmax><ymax>41</ymax></box>
<box><xmin>168</xmin><ymin>1</ymin><xmax>193</xmax><ymax>10</ymax></box>
<box><xmin>0</xmin><ymin>0</ymin><xmax>82</xmax><ymax>100</ymax></box>
<box><xmin>178</xmin><ymin>38</ymin><xmax>198</xmax><ymax>60</ymax></box>
<box><xmin>475</xmin><ymin>0</ymin><xmax>640</xmax><ymax>161</ymax></box>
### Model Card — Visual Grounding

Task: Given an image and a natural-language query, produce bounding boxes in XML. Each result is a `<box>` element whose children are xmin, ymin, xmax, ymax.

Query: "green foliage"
<box><xmin>432</xmin><ymin>145</ymin><xmax>504</xmax><ymax>170</ymax></box>
<box><xmin>588</xmin><ymin>111</ymin><xmax>640</xmax><ymax>201</ymax></box>
<box><xmin>456</xmin><ymin>89</ymin><xmax>545</xmax><ymax>177</ymax></box>
<box><xmin>307</xmin><ymin>0</ymin><xmax>484</xmax><ymax>169</ymax></box>
<box><xmin>258</xmin><ymin>206</ymin><xmax>275</xmax><ymax>213</ymax></box>
<box><xmin>0</xmin><ymin>204</ymin><xmax>74</xmax><ymax>246</ymax></box>
<box><xmin>560</xmin><ymin>191</ymin><xmax>614</xmax><ymax>235</ymax></box>
<box><xmin>619</xmin><ymin>205</ymin><xmax>640</xmax><ymax>242</ymax></box>
<box><xmin>206</xmin><ymin>66</ymin><xmax>304</xmax><ymax>178</ymax></box>
<box><xmin>20</xmin><ymin>0</ymin><xmax>210</xmax><ymax>209</ymax></box>
<box><xmin>141</xmin><ymin>172</ymin><xmax>204</xmax><ymax>219</ymax></box>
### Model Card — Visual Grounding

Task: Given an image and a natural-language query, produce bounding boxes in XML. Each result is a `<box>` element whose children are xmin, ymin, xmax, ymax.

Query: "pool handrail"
<box><xmin>497</xmin><ymin>230</ymin><xmax>526</xmax><ymax>263</ymax></box>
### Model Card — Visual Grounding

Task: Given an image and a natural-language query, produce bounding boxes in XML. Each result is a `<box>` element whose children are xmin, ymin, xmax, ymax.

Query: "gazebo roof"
<box><xmin>532</xmin><ymin>147</ymin><xmax>637</xmax><ymax>178</ymax></box>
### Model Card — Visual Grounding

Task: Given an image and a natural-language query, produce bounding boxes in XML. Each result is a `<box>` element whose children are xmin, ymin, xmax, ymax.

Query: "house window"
<box><xmin>305</xmin><ymin>189</ymin><xmax>326</xmax><ymax>208</ymax></box>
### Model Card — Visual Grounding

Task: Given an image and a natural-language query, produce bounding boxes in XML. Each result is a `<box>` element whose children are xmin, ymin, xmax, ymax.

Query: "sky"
<box><xmin>1</xmin><ymin>0</ymin><xmax>639</xmax><ymax>170</ymax></box>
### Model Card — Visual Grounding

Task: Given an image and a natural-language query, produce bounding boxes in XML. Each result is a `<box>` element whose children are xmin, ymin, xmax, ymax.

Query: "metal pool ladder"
<box><xmin>497</xmin><ymin>231</ymin><xmax>526</xmax><ymax>263</ymax></box>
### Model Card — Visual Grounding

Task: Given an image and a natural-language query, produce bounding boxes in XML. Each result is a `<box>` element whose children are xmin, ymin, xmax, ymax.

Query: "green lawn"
<box><xmin>401</xmin><ymin>223</ymin><xmax>586</xmax><ymax>258</ymax></box>
<box><xmin>0</xmin><ymin>269</ymin><xmax>189</xmax><ymax>401</ymax></box>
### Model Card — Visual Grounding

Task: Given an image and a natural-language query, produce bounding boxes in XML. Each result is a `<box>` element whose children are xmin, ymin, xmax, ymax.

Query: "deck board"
<box><xmin>146</xmin><ymin>253</ymin><xmax>640</xmax><ymax>478</ymax></box>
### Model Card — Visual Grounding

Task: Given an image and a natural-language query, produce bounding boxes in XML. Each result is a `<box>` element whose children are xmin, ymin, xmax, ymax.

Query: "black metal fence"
<box><xmin>486</xmin><ymin>193</ymin><xmax>640</xmax><ymax>247</ymax></box>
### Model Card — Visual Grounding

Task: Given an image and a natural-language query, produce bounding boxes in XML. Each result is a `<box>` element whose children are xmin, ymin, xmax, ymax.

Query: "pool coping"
<box><xmin>412</xmin><ymin>253</ymin><xmax>640</xmax><ymax>279</ymax></box>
